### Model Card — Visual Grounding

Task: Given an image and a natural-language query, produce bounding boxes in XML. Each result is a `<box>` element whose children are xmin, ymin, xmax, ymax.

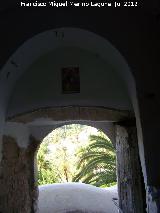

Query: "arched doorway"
<box><xmin>36</xmin><ymin>123</ymin><xmax>116</xmax><ymax>186</ymax></box>
<box><xmin>36</xmin><ymin>123</ymin><xmax>117</xmax><ymax>212</ymax></box>
<box><xmin>0</xmin><ymin>28</ymin><xmax>146</xmax><ymax>212</ymax></box>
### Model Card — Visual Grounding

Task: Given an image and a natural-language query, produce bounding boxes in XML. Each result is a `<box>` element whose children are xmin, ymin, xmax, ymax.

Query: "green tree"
<box><xmin>37</xmin><ymin>124</ymin><xmax>114</xmax><ymax>186</ymax></box>
<box><xmin>73</xmin><ymin>133</ymin><xmax>117</xmax><ymax>187</ymax></box>
<box><xmin>37</xmin><ymin>141</ymin><xmax>58</xmax><ymax>185</ymax></box>
<box><xmin>37</xmin><ymin>124</ymin><xmax>88</xmax><ymax>184</ymax></box>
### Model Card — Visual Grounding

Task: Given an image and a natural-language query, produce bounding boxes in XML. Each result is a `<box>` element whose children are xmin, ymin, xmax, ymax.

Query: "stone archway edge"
<box><xmin>7</xmin><ymin>106</ymin><xmax>134</xmax><ymax>124</ymax></box>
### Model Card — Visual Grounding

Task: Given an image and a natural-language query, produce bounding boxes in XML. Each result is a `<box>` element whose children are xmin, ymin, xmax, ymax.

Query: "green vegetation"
<box><xmin>37</xmin><ymin>124</ymin><xmax>87</xmax><ymax>184</ymax></box>
<box><xmin>73</xmin><ymin>133</ymin><xmax>116</xmax><ymax>187</ymax></box>
<box><xmin>37</xmin><ymin>140</ymin><xmax>58</xmax><ymax>185</ymax></box>
<box><xmin>37</xmin><ymin>124</ymin><xmax>116</xmax><ymax>187</ymax></box>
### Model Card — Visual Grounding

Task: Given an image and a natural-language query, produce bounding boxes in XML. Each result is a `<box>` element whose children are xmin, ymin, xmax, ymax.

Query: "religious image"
<box><xmin>62</xmin><ymin>67</ymin><xmax>80</xmax><ymax>94</ymax></box>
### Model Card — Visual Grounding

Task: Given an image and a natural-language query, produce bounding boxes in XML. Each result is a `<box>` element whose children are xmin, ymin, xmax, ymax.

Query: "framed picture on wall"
<box><xmin>62</xmin><ymin>67</ymin><xmax>80</xmax><ymax>94</ymax></box>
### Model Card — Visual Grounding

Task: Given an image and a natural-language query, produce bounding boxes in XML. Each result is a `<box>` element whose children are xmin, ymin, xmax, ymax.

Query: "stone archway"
<box><xmin>0</xmin><ymin>27</ymin><xmax>149</xmax><ymax>213</ymax></box>
<box><xmin>0</xmin><ymin>106</ymin><xmax>145</xmax><ymax>212</ymax></box>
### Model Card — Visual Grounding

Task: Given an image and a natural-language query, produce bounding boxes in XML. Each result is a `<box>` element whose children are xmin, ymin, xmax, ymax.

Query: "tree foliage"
<box><xmin>37</xmin><ymin>125</ymin><xmax>117</xmax><ymax>187</ymax></box>
<box><xmin>73</xmin><ymin>133</ymin><xmax>116</xmax><ymax>187</ymax></box>
<box><xmin>37</xmin><ymin>141</ymin><xmax>58</xmax><ymax>185</ymax></box>
<box><xmin>37</xmin><ymin>124</ymin><xmax>88</xmax><ymax>185</ymax></box>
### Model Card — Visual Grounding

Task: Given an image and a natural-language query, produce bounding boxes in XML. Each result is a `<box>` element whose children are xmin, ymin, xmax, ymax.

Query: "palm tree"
<box><xmin>73</xmin><ymin>134</ymin><xmax>116</xmax><ymax>187</ymax></box>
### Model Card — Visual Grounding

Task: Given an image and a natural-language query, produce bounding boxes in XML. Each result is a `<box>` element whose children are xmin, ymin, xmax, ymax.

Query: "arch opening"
<box><xmin>36</xmin><ymin>123</ymin><xmax>117</xmax><ymax>186</ymax></box>
<box><xmin>0</xmin><ymin>27</ymin><xmax>147</xmax><ymax>213</ymax></box>
<box><xmin>36</xmin><ymin>123</ymin><xmax>118</xmax><ymax>213</ymax></box>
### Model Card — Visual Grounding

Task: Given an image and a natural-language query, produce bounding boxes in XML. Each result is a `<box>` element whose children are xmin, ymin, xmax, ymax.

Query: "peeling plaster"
<box><xmin>0</xmin><ymin>135</ymin><xmax>39</xmax><ymax>212</ymax></box>
<box><xmin>4</xmin><ymin>122</ymin><xmax>29</xmax><ymax>148</ymax></box>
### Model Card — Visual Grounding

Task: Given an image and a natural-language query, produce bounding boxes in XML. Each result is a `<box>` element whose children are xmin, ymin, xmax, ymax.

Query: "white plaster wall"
<box><xmin>0</xmin><ymin>28</ymin><xmax>134</xmax><ymax>168</ymax></box>
<box><xmin>0</xmin><ymin>28</ymin><xmax>135</xmax><ymax>120</ymax></box>
<box><xmin>8</xmin><ymin>46</ymin><xmax>131</xmax><ymax>117</ymax></box>
<box><xmin>4</xmin><ymin>122</ymin><xmax>30</xmax><ymax>148</ymax></box>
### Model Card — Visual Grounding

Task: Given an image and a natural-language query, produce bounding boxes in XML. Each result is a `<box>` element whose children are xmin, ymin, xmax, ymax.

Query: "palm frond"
<box><xmin>73</xmin><ymin>133</ymin><xmax>117</xmax><ymax>187</ymax></box>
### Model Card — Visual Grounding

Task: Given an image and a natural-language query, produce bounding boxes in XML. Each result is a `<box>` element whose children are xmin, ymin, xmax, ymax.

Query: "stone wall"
<box><xmin>116</xmin><ymin>125</ymin><xmax>145</xmax><ymax>213</ymax></box>
<box><xmin>146</xmin><ymin>186</ymin><xmax>160</xmax><ymax>213</ymax></box>
<box><xmin>0</xmin><ymin>135</ymin><xmax>39</xmax><ymax>213</ymax></box>
<box><xmin>0</xmin><ymin>123</ymin><xmax>147</xmax><ymax>213</ymax></box>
